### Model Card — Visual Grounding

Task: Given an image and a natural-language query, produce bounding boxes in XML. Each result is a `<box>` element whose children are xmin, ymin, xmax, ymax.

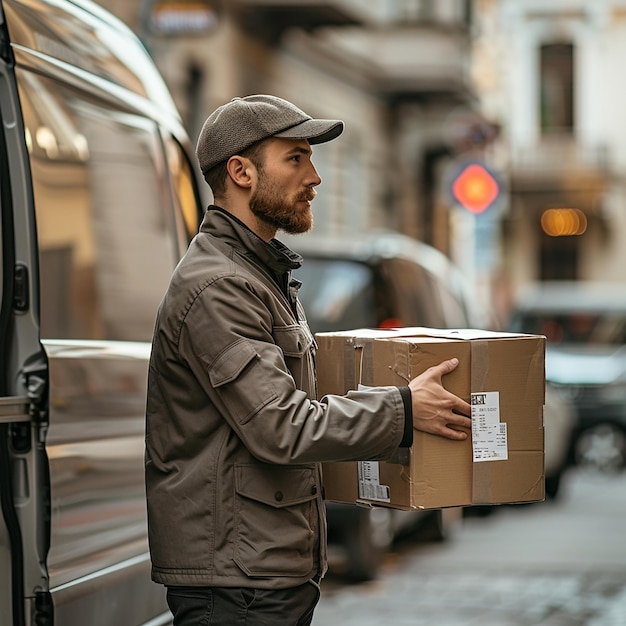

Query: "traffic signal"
<box><xmin>451</xmin><ymin>162</ymin><xmax>500</xmax><ymax>214</ymax></box>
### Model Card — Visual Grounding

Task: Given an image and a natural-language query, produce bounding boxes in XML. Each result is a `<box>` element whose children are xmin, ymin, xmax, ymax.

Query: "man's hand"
<box><xmin>409</xmin><ymin>358</ymin><xmax>471</xmax><ymax>441</ymax></box>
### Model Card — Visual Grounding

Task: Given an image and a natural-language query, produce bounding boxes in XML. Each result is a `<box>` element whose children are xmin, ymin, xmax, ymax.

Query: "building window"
<box><xmin>540</xmin><ymin>43</ymin><xmax>575</xmax><ymax>134</ymax></box>
<box><xmin>184</xmin><ymin>63</ymin><xmax>205</xmax><ymax>145</ymax></box>
<box><xmin>540</xmin><ymin>232</ymin><xmax>578</xmax><ymax>280</ymax></box>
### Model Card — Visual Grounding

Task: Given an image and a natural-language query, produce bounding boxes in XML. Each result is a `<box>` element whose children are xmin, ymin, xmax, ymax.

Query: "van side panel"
<box><xmin>1</xmin><ymin>0</ymin><xmax>202</xmax><ymax>623</ymax></box>
<box><xmin>43</xmin><ymin>341</ymin><xmax>169</xmax><ymax>624</ymax></box>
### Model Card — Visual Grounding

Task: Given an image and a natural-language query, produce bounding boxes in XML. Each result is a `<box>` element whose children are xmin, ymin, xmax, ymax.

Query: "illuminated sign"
<box><xmin>150</xmin><ymin>1</ymin><xmax>219</xmax><ymax>35</ymax></box>
<box><xmin>541</xmin><ymin>208</ymin><xmax>587</xmax><ymax>236</ymax></box>
<box><xmin>451</xmin><ymin>162</ymin><xmax>500</xmax><ymax>214</ymax></box>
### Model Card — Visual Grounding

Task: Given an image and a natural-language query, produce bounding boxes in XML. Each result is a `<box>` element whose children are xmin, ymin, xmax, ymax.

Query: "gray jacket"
<box><xmin>145</xmin><ymin>207</ymin><xmax>406</xmax><ymax>589</ymax></box>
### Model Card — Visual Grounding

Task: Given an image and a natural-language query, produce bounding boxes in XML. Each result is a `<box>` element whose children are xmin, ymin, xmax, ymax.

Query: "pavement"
<box><xmin>312</xmin><ymin>470</ymin><xmax>626</xmax><ymax>625</ymax></box>
<box><xmin>312</xmin><ymin>568</ymin><xmax>626</xmax><ymax>625</ymax></box>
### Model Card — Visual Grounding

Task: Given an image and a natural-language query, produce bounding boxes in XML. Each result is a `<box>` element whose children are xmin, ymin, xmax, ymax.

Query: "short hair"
<box><xmin>204</xmin><ymin>139</ymin><xmax>269</xmax><ymax>198</ymax></box>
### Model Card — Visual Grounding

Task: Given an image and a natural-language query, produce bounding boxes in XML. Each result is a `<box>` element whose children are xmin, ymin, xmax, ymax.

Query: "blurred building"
<box><xmin>472</xmin><ymin>0</ymin><xmax>626</xmax><ymax>317</ymax></box>
<box><xmin>95</xmin><ymin>0</ymin><xmax>486</xmax><ymax>260</ymax></box>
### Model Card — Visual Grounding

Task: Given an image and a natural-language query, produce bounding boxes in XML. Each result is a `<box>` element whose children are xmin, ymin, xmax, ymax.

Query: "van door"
<box><xmin>0</xmin><ymin>22</ymin><xmax>52</xmax><ymax>626</ymax></box>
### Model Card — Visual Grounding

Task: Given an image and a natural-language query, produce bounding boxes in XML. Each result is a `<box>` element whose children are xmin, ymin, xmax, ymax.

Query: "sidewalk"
<box><xmin>313</xmin><ymin>471</ymin><xmax>626</xmax><ymax>625</ymax></box>
<box><xmin>313</xmin><ymin>567</ymin><xmax>626</xmax><ymax>625</ymax></box>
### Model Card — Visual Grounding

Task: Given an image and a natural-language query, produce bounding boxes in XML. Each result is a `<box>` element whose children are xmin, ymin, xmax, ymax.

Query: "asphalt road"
<box><xmin>312</xmin><ymin>468</ymin><xmax>626</xmax><ymax>625</ymax></box>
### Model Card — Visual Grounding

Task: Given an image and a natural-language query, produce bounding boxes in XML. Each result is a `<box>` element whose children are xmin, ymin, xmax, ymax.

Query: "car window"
<box><xmin>18</xmin><ymin>68</ymin><xmax>183</xmax><ymax>341</ymax></box>
<box><xmin>514</xmin><ymin>312</ymin><xmax>626</xmax><ymax>345</ymax></box>
<box><xmin>294</xmin><ymin>259</ymin><xmax>377</xmax><ymax>333</ymax></box>
<box><xmin>379</xmin><ymin>257</ymin><xmax>445</xmax><ymax>328</ymax></box>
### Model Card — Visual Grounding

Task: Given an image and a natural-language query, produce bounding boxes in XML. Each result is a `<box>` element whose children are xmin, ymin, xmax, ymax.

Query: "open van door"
<box><xmin>0</xmin><ymin>5</ymin><xmax>52</xmax><ymax>623</ymax></box>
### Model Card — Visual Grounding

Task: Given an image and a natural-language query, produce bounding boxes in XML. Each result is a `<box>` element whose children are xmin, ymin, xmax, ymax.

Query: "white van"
<box><xmin>0</xmin><ymin>0</ymin><xmax>203</xmax><ymax>623</ymax></box>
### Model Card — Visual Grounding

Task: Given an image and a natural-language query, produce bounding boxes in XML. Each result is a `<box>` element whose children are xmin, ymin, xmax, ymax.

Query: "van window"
<box><xmin>165</xmin><ymin>136</ymin><xmax>202</xmax><ymax>247</ymax></box>
<box><xmin>17</xmin><ymin>68</ymin><xmax>185</xmax><ymax>341</ymax></box>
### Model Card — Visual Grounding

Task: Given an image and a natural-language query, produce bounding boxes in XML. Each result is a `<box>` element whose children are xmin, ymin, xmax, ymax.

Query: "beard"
<box><xmin>249</xmin><ymin>171</ymin><xmax>315</xmax><ymax>235</ymax></box>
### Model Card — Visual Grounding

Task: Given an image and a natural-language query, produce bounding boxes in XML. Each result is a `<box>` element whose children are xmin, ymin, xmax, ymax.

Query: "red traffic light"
<box><xmin>451</xmin><ymin>163</ymin><xmax>500</xmax><ymax>214</ymax></box>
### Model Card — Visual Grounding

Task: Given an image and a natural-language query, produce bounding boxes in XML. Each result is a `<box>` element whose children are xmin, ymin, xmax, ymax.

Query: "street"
<box><xmin>313</xmin><ymin>468</ymin><xmax>626</xmax><ymax>625</ymax></box>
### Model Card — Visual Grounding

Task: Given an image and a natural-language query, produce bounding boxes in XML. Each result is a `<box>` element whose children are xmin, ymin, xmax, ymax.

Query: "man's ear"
<box><xmin>226</xmin><ymin>155</ymin><xmax>254</xmax><ymax>189</ymax></box>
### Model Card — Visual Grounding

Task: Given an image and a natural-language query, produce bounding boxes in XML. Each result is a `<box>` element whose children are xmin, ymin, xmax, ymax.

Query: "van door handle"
<box><xmin>13</xmin><ymin>264</ymin><xmax>30</xmax><ymax>312</ymax></box>
<box><xmin>0</xmin><ymin>396</ymin><xmax>30</xmax><ymax>423</ymax></box>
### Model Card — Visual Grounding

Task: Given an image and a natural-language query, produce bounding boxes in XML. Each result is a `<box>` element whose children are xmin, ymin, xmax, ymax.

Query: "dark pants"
<box><xmin>166</xmin><ymin>583</ymin><xmax>320</xmax><ymax>626</ymax></box>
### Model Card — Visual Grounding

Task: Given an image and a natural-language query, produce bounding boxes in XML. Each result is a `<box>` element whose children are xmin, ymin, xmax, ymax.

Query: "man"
<box><xmin>145</xmin><ymin>95</ymin><xmax>471</xmax><ymax>626</ymax></box>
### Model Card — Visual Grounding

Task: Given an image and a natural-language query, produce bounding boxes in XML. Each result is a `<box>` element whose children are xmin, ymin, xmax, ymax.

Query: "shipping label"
<box><xmin>357</xmin><ymin>461</ymin><xmax>391</xmax><ymax>502</ymax></box>
<box><xmin>471</xmin><ymin>391</ymin><xmax>508</xmax><ymax>462</ymax></box>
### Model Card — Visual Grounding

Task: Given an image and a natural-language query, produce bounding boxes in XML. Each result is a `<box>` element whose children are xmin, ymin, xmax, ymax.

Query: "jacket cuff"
<box><xmin>398</xmin><ymin>386</ymin><xmax>413</xmax><ymax>448</ymax></box>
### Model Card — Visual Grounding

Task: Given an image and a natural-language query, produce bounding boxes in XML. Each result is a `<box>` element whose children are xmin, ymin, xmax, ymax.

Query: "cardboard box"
<box><xmin>318</xmin><ymin>328</ymin><xmax>546</xmax><ymax>510</ymax></box>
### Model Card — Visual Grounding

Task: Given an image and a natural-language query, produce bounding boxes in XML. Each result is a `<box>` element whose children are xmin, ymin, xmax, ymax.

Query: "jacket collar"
<box><xmin>200</xmin><ymin>206</ymin><xmax>303</xmax><ymax>274</ymax></box>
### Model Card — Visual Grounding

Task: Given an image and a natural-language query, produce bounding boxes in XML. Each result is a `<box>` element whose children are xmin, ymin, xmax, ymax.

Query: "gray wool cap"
<box><xmin>196</xmin><ymin>94</ymin><xmax>344</xmax><ymax>174</ymax></box>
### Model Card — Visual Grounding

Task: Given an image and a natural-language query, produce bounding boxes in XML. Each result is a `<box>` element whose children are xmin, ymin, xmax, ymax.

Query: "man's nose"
<box><xmin>308</xmin><ymin>163</ymin><xmax>322</xmax><ymax>187</ymax></box>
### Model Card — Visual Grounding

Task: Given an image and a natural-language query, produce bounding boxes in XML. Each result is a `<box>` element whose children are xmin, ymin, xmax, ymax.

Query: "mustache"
<box><xmin>297</xmin><ymin>189</ymin><xmax>317</xmax><ymax>202</ymax></box>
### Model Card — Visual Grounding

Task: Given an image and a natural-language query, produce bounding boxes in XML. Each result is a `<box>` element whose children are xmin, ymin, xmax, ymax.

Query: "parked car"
<box><xmin>509</xmin><ymin>281</ymin><xmax>626</xmax><ymax>474</ymax></box>
<box><xmin>0</xmin><ymin>1</ymin><xmax>203</xmax><ymax>624</ymax></box>
<box><xmin>543</xmin><ymin>382</ymin><xmax>576</xmax><ymax>497</ymax></box>
<box><xmin>284</xmin><ymin>231</ymin><xmax>481</xmax><ymax>580</ymax></box>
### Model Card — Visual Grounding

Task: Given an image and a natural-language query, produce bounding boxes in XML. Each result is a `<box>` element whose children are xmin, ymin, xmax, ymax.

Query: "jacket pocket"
<box><xmin>274</xmin><ymin>324</ymin><xmax>314</xmax><ymax>396</ymax></box>
<box><xmin>273</xmin><ymin>324</ymin><xmax>312</xmax><ymax>357</ymax></box>
<box><xmin>233</xmin><ymin>464</ymin><xmax>318</xmax><ymax>578</ymax></box>
<box><xmin>208</xmin><ymin>339</ymin><xmax>278</xmax><ymax>424</ymax></box>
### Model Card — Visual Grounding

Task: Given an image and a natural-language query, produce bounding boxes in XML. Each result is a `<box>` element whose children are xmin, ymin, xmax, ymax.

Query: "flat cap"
<box><xmin>196</xmin><ymin>94</ymin><xmax>344</xmax><ymax>174</ymax></box>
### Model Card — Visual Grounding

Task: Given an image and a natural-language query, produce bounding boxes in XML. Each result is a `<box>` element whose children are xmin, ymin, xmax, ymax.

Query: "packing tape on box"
<box><xmin>344</xmin><ymin>340</ymin><xmax>357</xmax><ymax>391</ymax></box>
<box><xmin>471</xmin><ymin>339</ymin><xmax>493</xmax><ymax>504</ymax></box>
<box><xmin>344</xmin><ymin>339</ymin><xmax>376</xmax><ymax>390</ymax></box>
<box><xmin>362</xmin><ymin>341</ymin><xmax>375</xmax><ymax>385</ymax></box>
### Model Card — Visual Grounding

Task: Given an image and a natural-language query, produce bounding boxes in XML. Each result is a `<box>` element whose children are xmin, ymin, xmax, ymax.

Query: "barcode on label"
<box><xmin>359</xmin><ymin>483</ymin><xmax>390</xmax><ymax>502</ymax></box>
<box><xmin>357</xmin><ymin>461</ymin><xmax>391</xmax><ymax>502</ymax></box>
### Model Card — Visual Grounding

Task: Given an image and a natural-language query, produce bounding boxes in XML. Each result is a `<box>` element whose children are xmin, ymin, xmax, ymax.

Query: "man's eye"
<box><xmin>291</xmin><ymin>155</ymin><xmax>301</xmax><ymax>162</ymax></box>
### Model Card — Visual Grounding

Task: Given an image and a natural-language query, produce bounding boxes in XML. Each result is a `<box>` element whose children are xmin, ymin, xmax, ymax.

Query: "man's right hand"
<box><xmin>408</xmin><ymin>358</ymin><xmax>471</xmax><ymax>441</ymax></box>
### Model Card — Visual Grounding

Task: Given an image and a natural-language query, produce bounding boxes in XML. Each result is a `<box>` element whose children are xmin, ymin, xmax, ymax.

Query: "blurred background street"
<box><xmin>16</xmin><ymin>0</ymin><xmax>626</xmax><ymax>623</ymax></box>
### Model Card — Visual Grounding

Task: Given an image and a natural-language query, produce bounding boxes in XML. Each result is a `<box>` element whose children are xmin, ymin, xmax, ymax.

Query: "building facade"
<box><xmin>472</xmin><ymin>0</ymin><xmax>626</xmax><ymax>319</ymax></box>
